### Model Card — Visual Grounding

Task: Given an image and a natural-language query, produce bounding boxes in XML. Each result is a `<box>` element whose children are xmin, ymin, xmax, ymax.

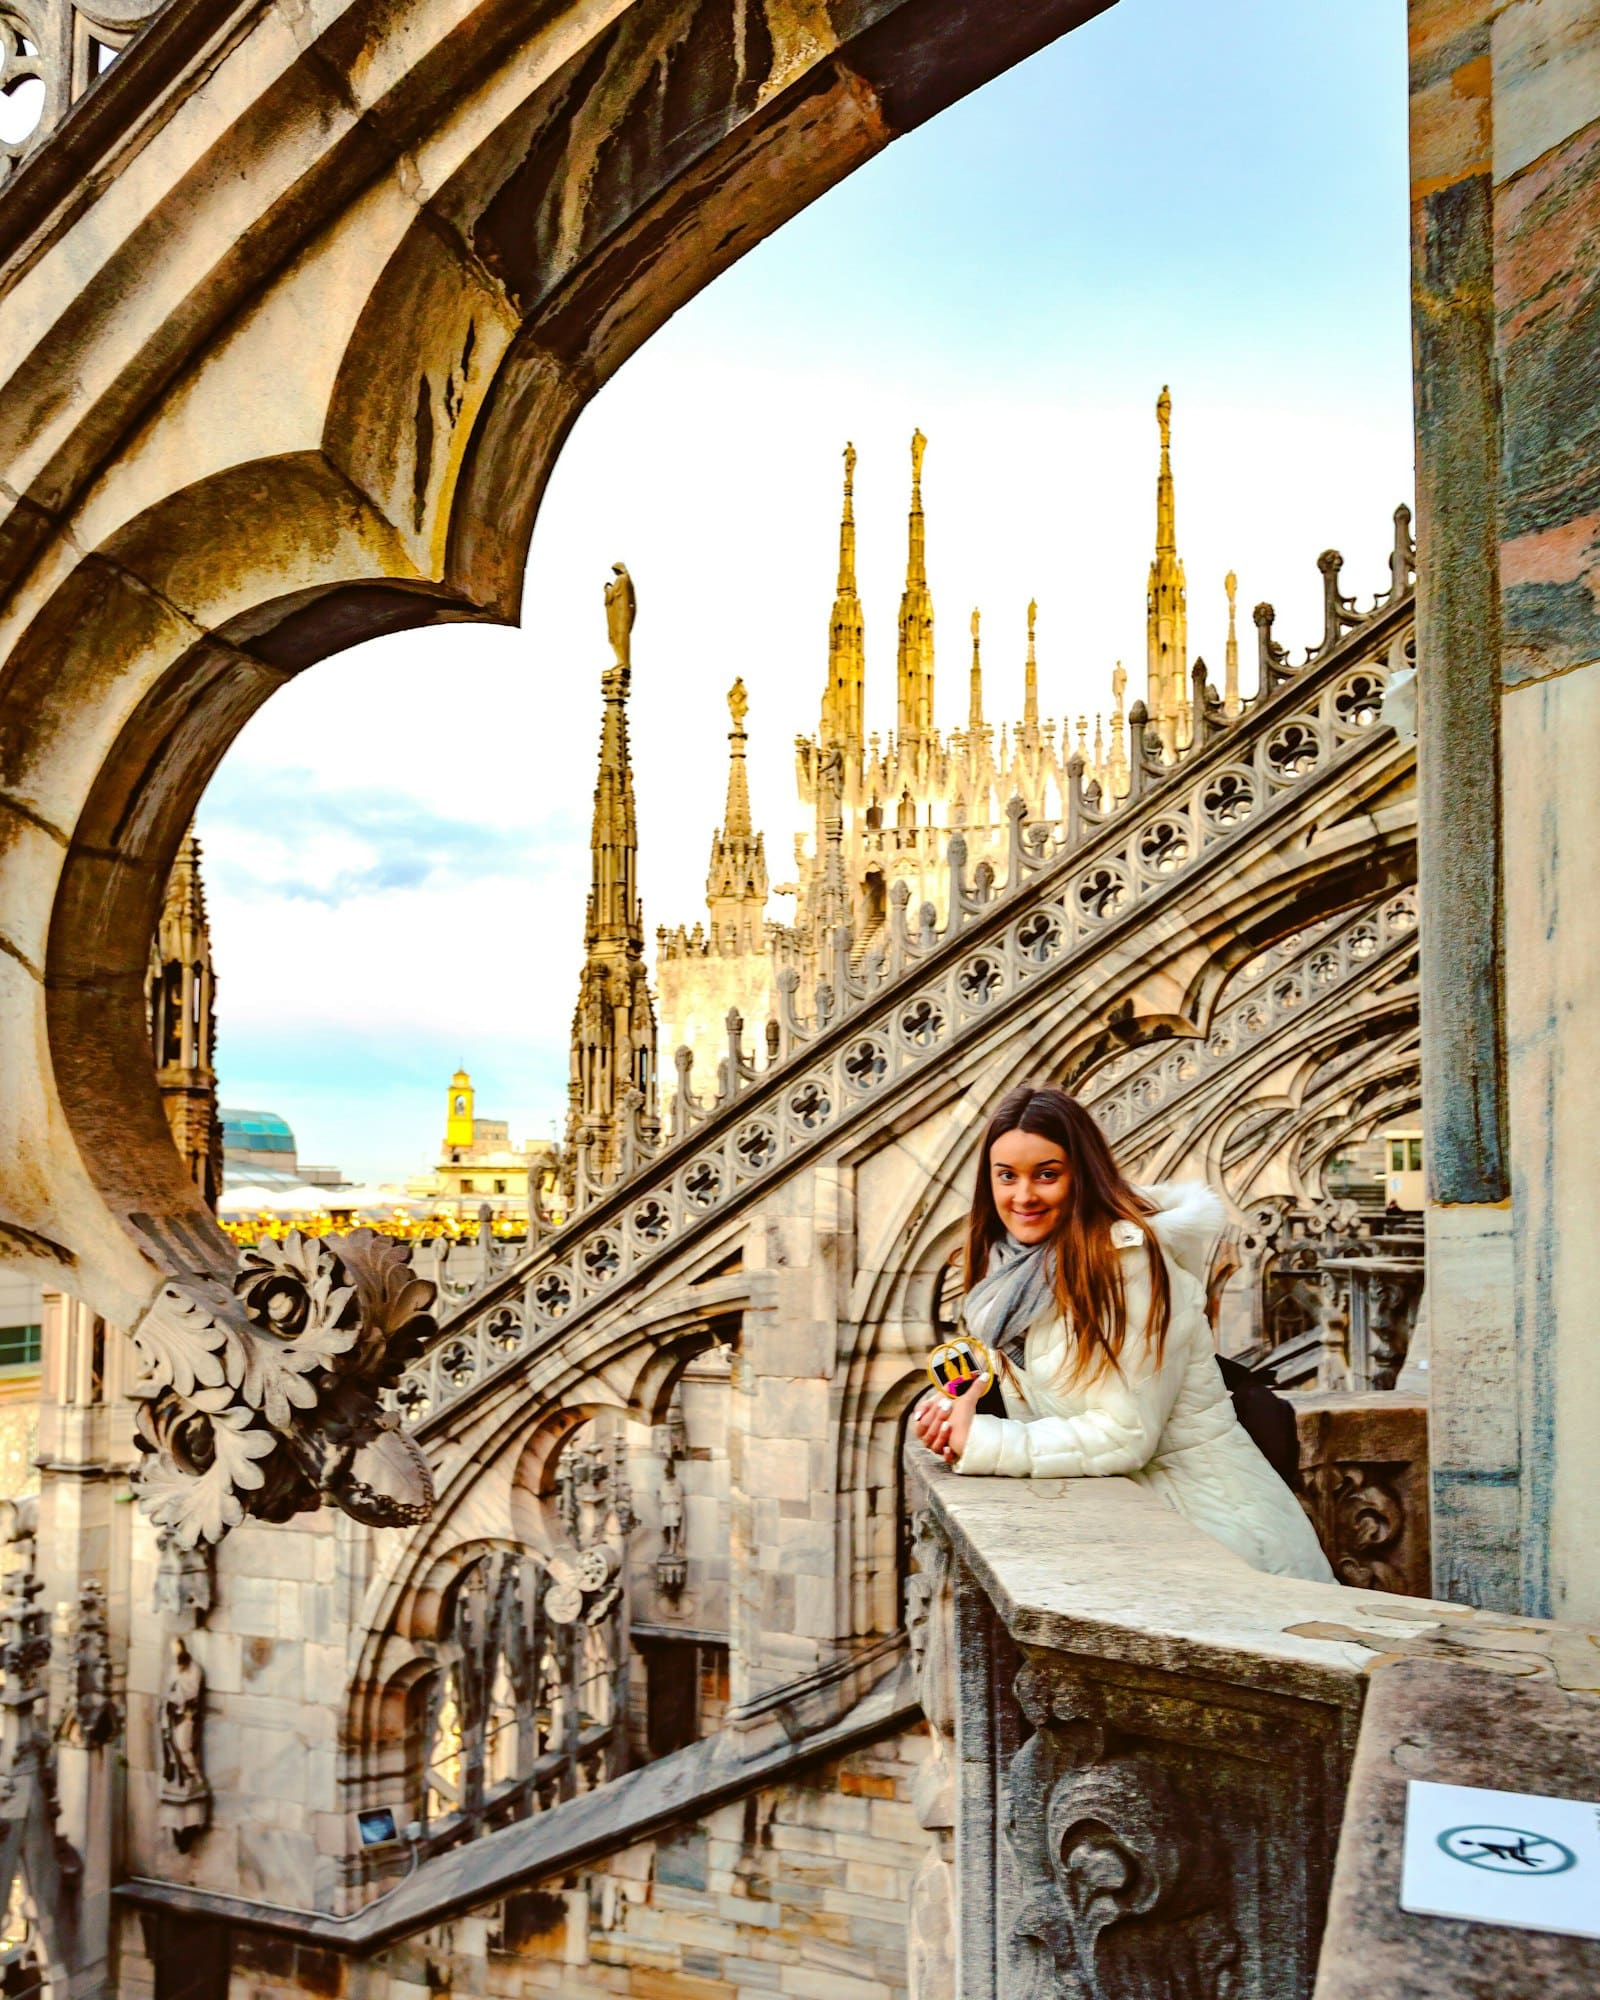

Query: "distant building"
<box><xmin>0</xmin><ymin>1266</ymin><xmax>40</xmax><ymax>1501</ymax></box>
<box><xmin>220</xmin><ymin>1107</ymin><xmax>344</xmax><ymax>1190</ymax></box>
<box><xmin>428</xmin><ymin>1069</ymin><xmax>562</xmax><ymax>1221</ymax></box>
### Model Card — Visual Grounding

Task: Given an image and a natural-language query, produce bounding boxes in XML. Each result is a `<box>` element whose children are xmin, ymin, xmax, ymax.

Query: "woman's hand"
<box><xmin>914</xmin><ymin>1384</ymin><xmax>978</xmax><ymax>1465</ymax></box>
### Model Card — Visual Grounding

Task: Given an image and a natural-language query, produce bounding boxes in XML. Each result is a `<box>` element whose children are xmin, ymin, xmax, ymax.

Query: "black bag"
<box><xmin>1215</xmin><ymin>1352</ymin><xmax>1301</xmax><ymax>1493</ymax></box>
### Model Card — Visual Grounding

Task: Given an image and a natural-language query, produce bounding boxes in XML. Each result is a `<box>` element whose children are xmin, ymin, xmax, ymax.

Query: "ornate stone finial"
<box><xmin>728</xmin><ymin>677</ymin><xmax>748</xmax><ymax>730</ymax></box>
<box><xmin>1223</xmin><ymin>571</ymin><xmax>1241</xmax><ymax>718</ymax></box>
<box><xmin>0</xmin><ymin>1510</ymin><xmax>80</xmax><ymax>1954</ymax></box>
<box><xmin>66</xmin><ymin>1582</ymin><xmax>120</xmax><ymax>1750</ymax></box>
<box><xmin>148</xmin><ymin>826</ymin><xmax>222</xmax><ymax>1208</ymax></box>
<box><xmin>1147</xmin><ymin>383</ymin><xmax>1187</xmax><ymax>753</ymax></box>
<box><xmin>568</xmin><ymin>565</ymin><xmax>657</xmax><ymax>1189</ymax></box>
<box><xmin>603</xmin><ymin>562</ymin><xmax>635</xmax><ymax>675</ymax></box>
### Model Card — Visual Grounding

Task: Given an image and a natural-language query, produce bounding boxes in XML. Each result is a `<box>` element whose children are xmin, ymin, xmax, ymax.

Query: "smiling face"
<box><xmin>989</xmin><ymin>1127</ymin><xmax>1072</xmax><ymax>1245</ymax></box>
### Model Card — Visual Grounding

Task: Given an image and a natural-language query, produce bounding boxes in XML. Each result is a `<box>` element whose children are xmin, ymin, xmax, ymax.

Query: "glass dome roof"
<box><xmin>221</xmin><ymin>1108</ymin><xmax>297</xmax><ymax>1155</ymax></box>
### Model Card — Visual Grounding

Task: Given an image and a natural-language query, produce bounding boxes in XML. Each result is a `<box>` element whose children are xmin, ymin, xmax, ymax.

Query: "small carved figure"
<box><xmin>67</xmin><ymin>1582</ymin><xmax>121</xmax><ymax>1749</ymax></box>
<box><xmin>158</xmin><ymin>1636</ymin><xmax>209</xmax><ymax>1852</ymax></box>
<box><xmin>153</xmin><ymin>1525</ymin><xmax>213</xmax><ymax>1630</ymax></box>
<box><xmin>604</xmin><ymin>562</ymin><xmax>635</xmax><ymax>671</ymax></box>
<box><xmin>658</xmin><ymin>1459</ymin><xmax>684</xmax><ymax>1559</ymax></box>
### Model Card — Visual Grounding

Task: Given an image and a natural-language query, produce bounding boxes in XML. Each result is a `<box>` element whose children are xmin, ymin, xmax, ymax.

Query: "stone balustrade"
<box><xmin>906</xmin><ymin>1453</ymin><xmax>1600</xmax><ymax>2000</ymax></box>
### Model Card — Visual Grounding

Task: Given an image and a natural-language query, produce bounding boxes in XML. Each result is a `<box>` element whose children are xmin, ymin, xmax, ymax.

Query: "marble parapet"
<box><xmin>910</xmin><ymin>1456</ymin><xmax>1600</xmax><ymax>2000</ymax></box>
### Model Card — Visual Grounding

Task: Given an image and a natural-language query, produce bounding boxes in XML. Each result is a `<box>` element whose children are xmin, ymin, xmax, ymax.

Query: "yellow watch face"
<box><xmin>927</xmin><ymin>1336</ymin><xmax>994</xmax><ymax>1401</ymax></box>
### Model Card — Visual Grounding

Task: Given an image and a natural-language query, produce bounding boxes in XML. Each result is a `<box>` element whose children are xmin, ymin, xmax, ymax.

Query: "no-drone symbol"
<box><xmin>1438</xmin><ymin>1825</ymin><xmax>1578</xmax><ymax>1877</ymax></box>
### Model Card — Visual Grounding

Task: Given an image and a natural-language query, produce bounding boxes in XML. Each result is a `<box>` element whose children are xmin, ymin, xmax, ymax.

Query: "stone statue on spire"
<box><xmin>604</xmin><ymin>562</ymin><xmax>636</xmax><ymax>674</ymax></box>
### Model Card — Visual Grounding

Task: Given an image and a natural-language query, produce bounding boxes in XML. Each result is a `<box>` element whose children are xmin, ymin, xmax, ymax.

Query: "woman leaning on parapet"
<box><xmin>915</xmin><ymin>1082</ymin><xmax>1333</xmax><ymax>1583</ymax></box>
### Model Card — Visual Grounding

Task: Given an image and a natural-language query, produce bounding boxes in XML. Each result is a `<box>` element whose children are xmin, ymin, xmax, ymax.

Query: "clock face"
<box><xmin>453</xmin><ymin>1095</ymin><xmax>466</xmax><ymax>1115</ymax></box>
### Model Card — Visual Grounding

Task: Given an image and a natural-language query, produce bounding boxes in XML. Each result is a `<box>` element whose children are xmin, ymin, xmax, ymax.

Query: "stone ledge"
<box><xmin>1313</xmin><ymin>1656</ymin><xmax>1600</xmax><ymax>1998</ymax></box>
<box><xmin>917</xmin><ymin>1454</ymin><xmax>1600</xmax><ymax>1696</ymax></box>
<box><xmin>915</xmin><ymin>1455</ymin><xmax>1434</xmax><ymax>1704</ymax></box>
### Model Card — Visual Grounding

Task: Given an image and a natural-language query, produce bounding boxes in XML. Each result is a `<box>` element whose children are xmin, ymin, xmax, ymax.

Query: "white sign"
<box><xmin>1401</xmin><ymin>1778</ymin><xmax>1600</xmax><ymax>1941</ymax></box>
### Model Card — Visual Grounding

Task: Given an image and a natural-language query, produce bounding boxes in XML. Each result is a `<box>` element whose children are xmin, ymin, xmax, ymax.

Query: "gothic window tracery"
<box><xmin>408</xmin><ymin>1422</ymin><xmax>634</xmax><ymax>1839</ymax></box>
<box><xmin>424</xmin><ymin>1670</ymin><xmax>464</xmax><ymax>1825</ymax></box>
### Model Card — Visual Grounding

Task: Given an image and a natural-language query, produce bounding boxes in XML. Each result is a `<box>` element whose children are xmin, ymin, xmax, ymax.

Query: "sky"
<box><xmin>200</xmin><ymin>0</ymin><xmax>1414</xmax><ymax>1184</ymax></box>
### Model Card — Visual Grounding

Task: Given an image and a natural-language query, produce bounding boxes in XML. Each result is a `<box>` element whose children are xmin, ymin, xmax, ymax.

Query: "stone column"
<box><xmin>33</xmin><ymin>1290</ymin><xmax>127</xmax><ymax>1996</ymax></box>
<box><xmin>1489</xmin><ymin>0</ymin><xmax>1600</xmax><ymax>1624</ymax></box>
<box><xmin>725</xmin><ymin>1170</ymin><xmax>842</xmax><ymax>1714</ymax></box>
<box><xmin>1412</xmin><ymin>0</ymin><xmax>1600</xmax><ymax>1622</ymax></box>
<box><xmin>1410</xmin><ymin>0</ymin><xmax>1518</xmax><ymax>1610</ymax></box>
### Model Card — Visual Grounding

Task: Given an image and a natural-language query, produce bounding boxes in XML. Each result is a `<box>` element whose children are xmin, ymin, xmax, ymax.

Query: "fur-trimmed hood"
<box><xmin>1135</xmin><ymin>1180</ymin><xmax>1226</xmax><ymax>1286</ymax></box>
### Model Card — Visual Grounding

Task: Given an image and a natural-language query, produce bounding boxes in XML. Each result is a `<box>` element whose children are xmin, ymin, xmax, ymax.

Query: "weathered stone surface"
<box><xmin>1313</xmin><ymin>1657</ymin><xmax>1600</xmax><ymax>1999</ymax></box>
<box><xmin>118</xmin><ymin>1663</ymin><xmax>918</xmax><ymax>1952</ymax></box>
<box><xmin>1292</xmin><ymin>1392</ymin><xmax>1432</xmax><ymax>1598</ymax></box>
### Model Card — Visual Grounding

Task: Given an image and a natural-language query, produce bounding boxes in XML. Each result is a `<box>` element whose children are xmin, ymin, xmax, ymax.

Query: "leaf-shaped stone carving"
<box><xmin>135</xmin><ymin>1400</ymin><xmax>279</xmax><ymax>1545</ymax></box>
<box><xmin>130</xmin><ymin>1284</ymin><xmax>231</xmax><ymax>1398</ymax></box>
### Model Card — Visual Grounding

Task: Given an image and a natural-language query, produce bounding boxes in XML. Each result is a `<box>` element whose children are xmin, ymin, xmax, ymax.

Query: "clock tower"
<box><xmin>445</xmin><ymin>1068</ymin><xmax>475</xmax><ymax>1153</ymax></box>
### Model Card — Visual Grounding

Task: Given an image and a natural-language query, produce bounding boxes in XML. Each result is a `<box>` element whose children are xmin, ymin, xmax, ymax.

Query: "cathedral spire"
<box><xmin>824</xmin><ymin>442</ymin><xmax>865</xmax><ymax>750</ymax></box>
<box><xmin>147</xmin><ymin>825</ymin><xmax>222</xmax><ymax>1208</ymax></box>
<box><xmin>1145</xmin><ymin>385</ymin><xmax>1189</xmax><ymax>757</ymax></box>
<box><xmin>568</xmin><ymin>564</ymin><xmax>658</xmax><ymax>1186</ymax></box>
<box><xmin>968</xmin><ymin>609</ymin><xmax>984</xmax><ymax>734</ymax></box>
<box><xmin>1155</xmin><ymin>384</ymin><xmax>1176</xmax><ymax>556</ymax></box>
<box><xmin>1023</xmin><ymin>599</ymin><xmax>1039</xmax><ymax>735</ymax></box>
<box><xmin>585</xmin><ymin>566</ymin><xmax>642</xmax><ymax>953</ymax></box>
<box><xmin>705</xmin><ymin>678</ymin><xmax>769</xmax><ymax>955</ymax></box>
<box><xmin>1109</xmin><ymin>659</ymin><xmax>1130</xmax><ymax>799</ymax></box>
<box><xmin>1223</xmin><ymin>569</ymin><xmax>1241</xmax><ymax>718</ymax></box>
<box><xmin>723</xmin><ymin>677</ymin><xmax>753</xmax><ymax>840</ymax></box>
<box><xmin>896</xmin><ymin>429</ymin><xmax>935</xmax><ymax>765</ymax></box>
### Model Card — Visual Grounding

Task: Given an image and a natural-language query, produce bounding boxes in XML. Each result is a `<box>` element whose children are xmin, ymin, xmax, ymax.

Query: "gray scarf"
<box><xmin>961</xmin><ymin>1235</ymin><xmax>1058</xmax><ymax>1361</ymax></box>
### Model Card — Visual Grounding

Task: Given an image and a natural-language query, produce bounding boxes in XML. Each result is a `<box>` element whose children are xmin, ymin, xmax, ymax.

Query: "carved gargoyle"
<box><xmin>129</xmin><ymin>1229</ymin><xmax>436</xmax><ymax>1546</ymax></box>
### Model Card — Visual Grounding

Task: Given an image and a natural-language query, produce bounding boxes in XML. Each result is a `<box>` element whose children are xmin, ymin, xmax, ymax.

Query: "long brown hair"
<box><xmin>964</xmin><ymin>1082</ymin><xmax>1171</xmax><ymax>1382</ymax></box>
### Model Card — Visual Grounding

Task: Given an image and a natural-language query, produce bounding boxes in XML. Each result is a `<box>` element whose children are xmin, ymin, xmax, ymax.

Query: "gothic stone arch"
<box><xmin>0</xmin><ymin>0</ymin><xmax>1116</xmax><ymax>1329</ymax></box>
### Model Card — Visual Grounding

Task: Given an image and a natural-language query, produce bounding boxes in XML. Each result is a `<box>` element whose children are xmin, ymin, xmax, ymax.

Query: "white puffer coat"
<box><xmin>953</xmin><ymin>1181</ymin><xmax>1335</xmax><ymax>1583</ymax></box>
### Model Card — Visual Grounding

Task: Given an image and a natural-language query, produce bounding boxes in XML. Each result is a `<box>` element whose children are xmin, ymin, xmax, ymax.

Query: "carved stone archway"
<box><xmin>0</xmin><ymin>0</ymin><xmax>1118</xmax><ymax>1317</ymax></box>
<box><xmin>0</xmin><ymin>0</ymin><xmax>1115</xmax><ymax>1526</ymax></box>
